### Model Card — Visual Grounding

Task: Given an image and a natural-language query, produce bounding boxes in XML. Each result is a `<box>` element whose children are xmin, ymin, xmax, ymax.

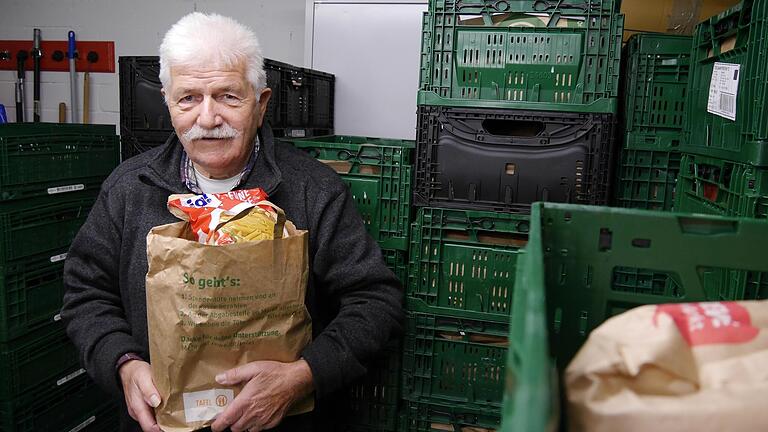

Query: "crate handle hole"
<box><xmin>631</xmin><ymin>238</ymin><xmax>651</xmax><ymax>248</ymax></box>
<box><xmin>482</xmin><ymin>119</ymin><xmax>544</xmax><ymax>137</ymax></box>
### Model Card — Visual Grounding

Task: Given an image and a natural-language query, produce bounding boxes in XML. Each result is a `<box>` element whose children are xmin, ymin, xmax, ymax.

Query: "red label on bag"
<box><xmin>654</xmin><ymin>302</ymin><xmax>759</xmax><ymax>346</ymax></box>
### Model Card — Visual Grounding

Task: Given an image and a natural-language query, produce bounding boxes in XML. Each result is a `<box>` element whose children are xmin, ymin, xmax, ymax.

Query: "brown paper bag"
<box><xmin>146</xmin><ymin>214</ymin><xmax>313</xmax><ymax>432</ymax></box>
<box><xmin>566</xmin><ymin>300</ymin><xmax>768</xmax><ymax>432</ymax></box>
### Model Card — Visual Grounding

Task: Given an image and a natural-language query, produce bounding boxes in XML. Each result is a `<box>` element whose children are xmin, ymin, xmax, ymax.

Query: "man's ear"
<box><xmin>256</xmin><ymin>88</ymin><xmax>272</xmax><ymax>128</ymax></box>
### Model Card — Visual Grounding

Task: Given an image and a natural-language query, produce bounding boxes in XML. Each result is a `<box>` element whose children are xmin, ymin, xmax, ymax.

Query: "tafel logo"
<box><xmin>654</xmin><ymin>302</ymin><xmax>759</xmax><ymax>346</ymax></box>
<box><xmin>216</xmin><ymin>395</ymin><xmax>228</xmax><ymax>407</ymax></box>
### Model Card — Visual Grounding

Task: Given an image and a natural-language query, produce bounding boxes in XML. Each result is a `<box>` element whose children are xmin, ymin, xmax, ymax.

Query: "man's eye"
<box><xmin>179</xmin><ymin>95</ymin><xmax>195</xmax><ymax>103</ymax></box>
<box><xmin>224</xmin><ymin>94</ymin><xmax>239</xmax><ymax>101</ymax></box>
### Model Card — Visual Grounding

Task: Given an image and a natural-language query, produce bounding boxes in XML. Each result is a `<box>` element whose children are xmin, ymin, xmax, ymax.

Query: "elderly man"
<box><xmin>61</xmin><ymin>12</ymin><xmax>403</xmax><ymax>432</ymax></box>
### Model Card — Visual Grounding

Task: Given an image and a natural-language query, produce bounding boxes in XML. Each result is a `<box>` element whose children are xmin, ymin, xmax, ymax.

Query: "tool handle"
<box><xmin>67</xmin><ymin>31</ymin><xmax>76</xmax><ymax>59</ymax></box>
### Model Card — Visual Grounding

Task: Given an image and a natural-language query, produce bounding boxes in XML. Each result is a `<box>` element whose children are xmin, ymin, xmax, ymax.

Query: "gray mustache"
<box><xmin>182</xmin><ymin>124</ymin><xmax>241</xmax><ymax>141</ymax></box>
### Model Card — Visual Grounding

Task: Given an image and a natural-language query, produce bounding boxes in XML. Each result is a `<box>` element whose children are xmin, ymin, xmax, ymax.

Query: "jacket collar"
<box><xmin>141</xmin><ymin>123</ymin><xmax>283</xmax><ymax>196</ymax></box>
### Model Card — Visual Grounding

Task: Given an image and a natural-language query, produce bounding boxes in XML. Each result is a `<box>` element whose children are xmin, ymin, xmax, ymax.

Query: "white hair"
<box><xmin>159</xmin><ymin>12</ymin><xmax>266</xmax><ymax>96</ymax></box>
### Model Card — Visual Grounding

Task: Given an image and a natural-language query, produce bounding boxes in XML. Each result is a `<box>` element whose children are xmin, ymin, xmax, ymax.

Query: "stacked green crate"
<box><xmin>673</xmin><ymin>0</ymin><xmax>768</xmax><ymax>310</ymax></box>
<box><xmin>615</xmin><ymin>33</ymin><xmax>692</xmax><ymax>211</ymax></box>
<box><xmin>500</xmin><ymin>203</ymin><xmax>768</xmax><ymax>431</ymax></box>
<box><xmin>286</xmin><ymin>135</ymin><xmax>414</xmax><ymax>432</ymax></box>
<box><xmin>419</xmin><ymin>0</ymin><xmax>624</xmax><ymax>113</ymax></box>
<box><xmin>0</xmin><ymin>123</ymin><xmax>120</xmax><ymax>430</ymax></box>
<box><xmin>400</xmin><ymin>207</ymin><xmax>528</xmax><ymax>431</ymax></box>
<box><xmin>676</xmin><ymin>0</ymin><xmax>768</xmax><ymax>214</ymax></box>
<box><xmin>414</xmin><ymin>0</ymin><xmax>625</xmax><ymax>212</ymax></box>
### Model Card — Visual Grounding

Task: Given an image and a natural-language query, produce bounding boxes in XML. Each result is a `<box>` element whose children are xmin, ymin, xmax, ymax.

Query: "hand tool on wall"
<box><xmin>15</xmin><ymin>50</ymin><xmax>28</xmax><ymax>122</ymax></box>
<box><xmin>68</xmin><ymin>30</ymin><xmax>78</xmax><ymax>123</ymax></box>
<box><xmin>32</xmin><ymin>29</ymin><xmax>42</xmax><ymax>122</ymax></box>
<box><xmin>83</xmin><ymin>51</ymin><xmax>98</xmax><ymax>124</ymax></box>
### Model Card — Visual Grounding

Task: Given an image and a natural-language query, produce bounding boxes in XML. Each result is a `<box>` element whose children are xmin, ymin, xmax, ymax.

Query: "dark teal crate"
<box><xmin>622</xmin><ymin>33</ymin><xmax>692</xmax><ymax>150</ymax></box>
<box><xmin>287</xmin><ymin>136</ymin><xmax>415</xmax><ymax>250</ymax></box>
<box><xmin>500</xmin><ymin>203</ymin><xmax>768</xmax><ymax>430</ymax></box>
<box><xmin>0</xmin><ymin>325</ymin><xmax>81</xmax><ymax>401</ymax></box>
<box><xmin>682</xmin><ymin>0</ymin><xmax>768</xmax><ymax>166</ymax></box>
<box><xmin>399</xmin><ymin>399</ymin><xmax>500</xmax><ymax>431</ymax></box>
<box><xmin>0</xmin><ymin>194</ymin><xmax>96</xmax><ymax>264</ymax></box>
<box><xmin>382</xmin><ymin>247</ymin><xmax>408</xmax><ymax>287</ymax></box>
<box><xmin>0</xmin><ymin>123</ymin><xmax>118</xmax><ymax>202</ymax></box>
<box><xmin>341</xmin><ymin>345</ymin><xmax>401</xmax><ymax>432</ymax></box>
<box><xmin>402</xmin><ymin>311</ymin><xmax>508</xmax><ymax>408</ymax></box>
<box><xmin>0</xmin><ymin>248</ymin><xmax>68</xmax><ymax>342</ymax></box>
<box><xmin>408</xmin><ymin>207</ymin><xmax>528</xmax><ymax>322</ymax></box>
<box><xmin>419</xmin><ymin>0</ymin><xmax>624</xmax><ymax>113</ymax></box>
<box><xmin>0</xmin><ymin>373</ymin><xmax>113</xmax><ymax>432</ymax></box>
<box><xmin>675</xmin><ymin>152</ymin><xmax>768</xmax><ymax>218</ymax></box>
<box><xmin>613</xmin><ymin>149</ymin><xmax>681</xmax><ymax>211</ymax></box>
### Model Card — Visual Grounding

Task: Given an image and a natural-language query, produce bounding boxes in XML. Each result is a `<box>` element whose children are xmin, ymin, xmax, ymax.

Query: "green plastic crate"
<box><xmin>682</xmin><ymin>0</ymin><xmax>768</xmax><ymax>166</ymax></box>
<box><xmin>532</xmin><ymin>203</ymin><xmax>768</xmax><ymax>372</ymax></box>
<box><xmin>499</xmin><ymin>202</ymin><xmax>768</xmax><ymax>429</ymax></box>
<box><xmin>340</xmin><ymin>345</ymin><xmax>401</xmax><ymax>432</ymax></box>
<box><xmin>0</xmin><ymin>249</ymin><xmax>68</xmax><ymax>342</ymax></box>
<box><xmin>0</xmin><ymin>123</ymin><xmax>119</xmax><ymax>202</ymax></box>
<box><xmin>382</xmin><ymin>247</ymin><xmax>408</xmax><ymax>287</ymax></box>
<box><xmin>287</xmin><ymin>136</ymin><xmax>415</xmax><ymax>251</ymax></box>
<box><xmin>675</xmin><ymin>153</ymin><xmax>768</xmax><ymax>218</ymax></box>
<box><xmin>500</xmin><ymin>250</ymin><xmax>558</xmax><ymax>432</ymax></box>
<box><xmin>398</xmin><ymin>399</ymin><xmax>500</xmax><ymax>431</ymax></box>
<box><xmin>407</xmin><ymin>207</ymin><xmax>529</xmax><ymax>322</ymax></box>
<box><xmin>0</xmin><ymin>326</ymin><xmax>81</xmax><ymax>402</ymax></box>
<box><xmin>622</xmin><ymin>33</ymin><xmax>692</xmax><ymax>150</ymax></box>
<box><xmin>0</xmin><ymin>194</ymin><xmax>96</xmax><ymax>264</ymax></box>
<box><xmin>419</xmin><ymin>0</ymin><xmax>624</xmax><ymax>113</ymax></box>
<box><xmin>0</xmin><ymin>374</ymin><xmax>112</xmax><ymax>432</ymax></box>
<box><xmin>613</xmin><ymin>149</ymin><xmax>681</xmax><ymax>210</ymax></box>
<box><xmin>402</xmin><ymin>311</ymin><xmax>508</xmax><ymax>408</ymax></box>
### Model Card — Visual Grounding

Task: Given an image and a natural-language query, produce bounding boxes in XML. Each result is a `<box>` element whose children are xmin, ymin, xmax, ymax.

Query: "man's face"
<box><xmin>166</xmin><ymin>61</ymin><xmax>271</xmax><ymax>178</ymax></box>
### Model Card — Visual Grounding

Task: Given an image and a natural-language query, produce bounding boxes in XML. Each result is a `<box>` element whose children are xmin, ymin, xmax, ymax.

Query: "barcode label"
<box><xmin>707</xmin><ymin>62</ymin><xmax>740</xmax><ymax>121</ymax></box>
<box><xmin>68</xmin><ymin>416</ymin><xmax>96</xmax><ymax>432</ymax></box>
<box><xmin>47</xmin><ymin>184</ymin><xmax>85</xmax><ymax>195</ymax></box>
<box><xmin>57</xmin><ymin>368</ymin><xmax>86</xmax><ymax>386</ymax></box>
<box><xmin>50</xmin><ymin>253</ymin><xmax>67</xmax><ymax>263</ymax></box>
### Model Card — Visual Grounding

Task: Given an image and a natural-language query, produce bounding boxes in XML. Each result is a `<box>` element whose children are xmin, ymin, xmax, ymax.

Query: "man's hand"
<box><xmin>210</xmin><ymin>359</ymin><xmax>314</xmax><ymax>432</ymax></box>
<box><xmin>119</xmin><ymin>360</ymin><xmax>162</xmax><ymax>432</ymax></box>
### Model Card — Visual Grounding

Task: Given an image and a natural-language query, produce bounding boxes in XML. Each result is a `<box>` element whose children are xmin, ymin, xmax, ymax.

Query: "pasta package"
<box><xmin>167</xmin><ymin>188</ymin><xmax>287</xmax><ymax>244</ymax></box>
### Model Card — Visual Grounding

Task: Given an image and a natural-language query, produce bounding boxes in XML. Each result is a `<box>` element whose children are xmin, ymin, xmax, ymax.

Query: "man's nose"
<box><xmin>197</xmin><ymin>97</ymin><xmax>223</xmax><ymax>129</ymax></box>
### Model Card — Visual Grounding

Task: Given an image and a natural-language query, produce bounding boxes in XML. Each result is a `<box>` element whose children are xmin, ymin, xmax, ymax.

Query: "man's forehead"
<box><xmin>169</xmin><ymin>65</ymin><xmax>250</xmax><ymax>90</ymax></box>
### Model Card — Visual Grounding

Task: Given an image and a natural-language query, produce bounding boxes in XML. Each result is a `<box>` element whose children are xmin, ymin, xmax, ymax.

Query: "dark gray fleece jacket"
<box><xmin>61</xmin><ymin>125</ymin><xmax>404</xmax><ymax>431</ymax></box>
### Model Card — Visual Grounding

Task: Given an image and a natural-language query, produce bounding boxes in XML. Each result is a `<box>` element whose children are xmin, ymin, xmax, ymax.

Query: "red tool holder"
<box><xmin>0</xmin><ymin>40</ymin><xmax>115</xmax><ymax>73</ymax></box>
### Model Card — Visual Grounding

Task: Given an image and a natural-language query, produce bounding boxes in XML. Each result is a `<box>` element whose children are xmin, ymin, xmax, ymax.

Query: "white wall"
<box><xmin>0</xmin><ymin>0</ymin><xmax>306</xmax><ymax>128</ymax></box>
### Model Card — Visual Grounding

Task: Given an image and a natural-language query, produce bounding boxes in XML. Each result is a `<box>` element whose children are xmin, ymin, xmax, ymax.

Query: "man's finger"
<box><xmin>215</xmin><ymin>363</ymin><xmax>255</xmax><ymax>385</ymax></box>
<box><xmin>133</xmin><ymin>370</ymin><xmax>161</xmax><ymax>408</ymax></box>
<box><xmin>211</xmin><ymin>400</ymin><xmax>244</xmax><ymax>432</ymax></box>
<box><xmin>129</xmin><ymin>391</ymin><xmax>161</xmax><ymax>432</ymax></box>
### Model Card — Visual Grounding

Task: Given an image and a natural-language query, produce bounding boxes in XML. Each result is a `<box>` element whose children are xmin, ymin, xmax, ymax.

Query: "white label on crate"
<box><xmin>47</xmin><ymin>184</ymin><xmax>85</xmax><ymax>195</ymax></box>
<box><xmin>50</xmin><ymin>253</ymin><xmax>68</xmax><ymax>263</ymax></box>
<box><xmin>53</xmin><ymin>313</ymin><xmax>62</xmax><ymax>322</ymax></box>
<box><xmin>707</xmin><ymin>62</ymin><xmax>741</xmax><ymax>121</ymax></box>
<box><xmin>183</xmin><ymin>389</ymin><xmax>234</xmax><ymax>423</ymax></box>
<box><xmin>68</xmin><ymin>416</ymin><xmax>96</xmax><ymax>432</ymax></box>
<box><xmin>661</xmin><ymin>58</ymin><xmax>679</xmax><ymax>66</ymax></box>
<box><xmin>57</xmin><ymin>368</ymin><xmax>86</xmax><ymax>386</ymax></box>
<box><xmin>289</xmin><ymin>129</ymin><xmax>307</xmax><ymax>138</ymax></box>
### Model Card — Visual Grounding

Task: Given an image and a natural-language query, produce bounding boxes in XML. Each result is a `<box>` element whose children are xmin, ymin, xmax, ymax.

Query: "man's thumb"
<box><xmin>215</xmin><ymin>365</ymin><xmax>250</xmax><ymax>385</ymax></box>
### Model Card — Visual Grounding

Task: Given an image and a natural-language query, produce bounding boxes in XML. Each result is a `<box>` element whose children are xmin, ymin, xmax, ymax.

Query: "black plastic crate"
<box><xmin>413</xmin><ymin>105</ymin><xmax>617</xmax><ymax>212</ymax></box>
<box><xmin>120</xmin><ymin>129</ymin><xmax>173</xmax><ymax>161</ymax></box>
<box><xmin>266</xmin><ymin>59</ymin><xmax>335</xmax><ymax>133</ymax></box>
<box><xmin>119</xmin><ymin>56</ymin><xmax>334</xmax><ymax>157</ymax></box>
